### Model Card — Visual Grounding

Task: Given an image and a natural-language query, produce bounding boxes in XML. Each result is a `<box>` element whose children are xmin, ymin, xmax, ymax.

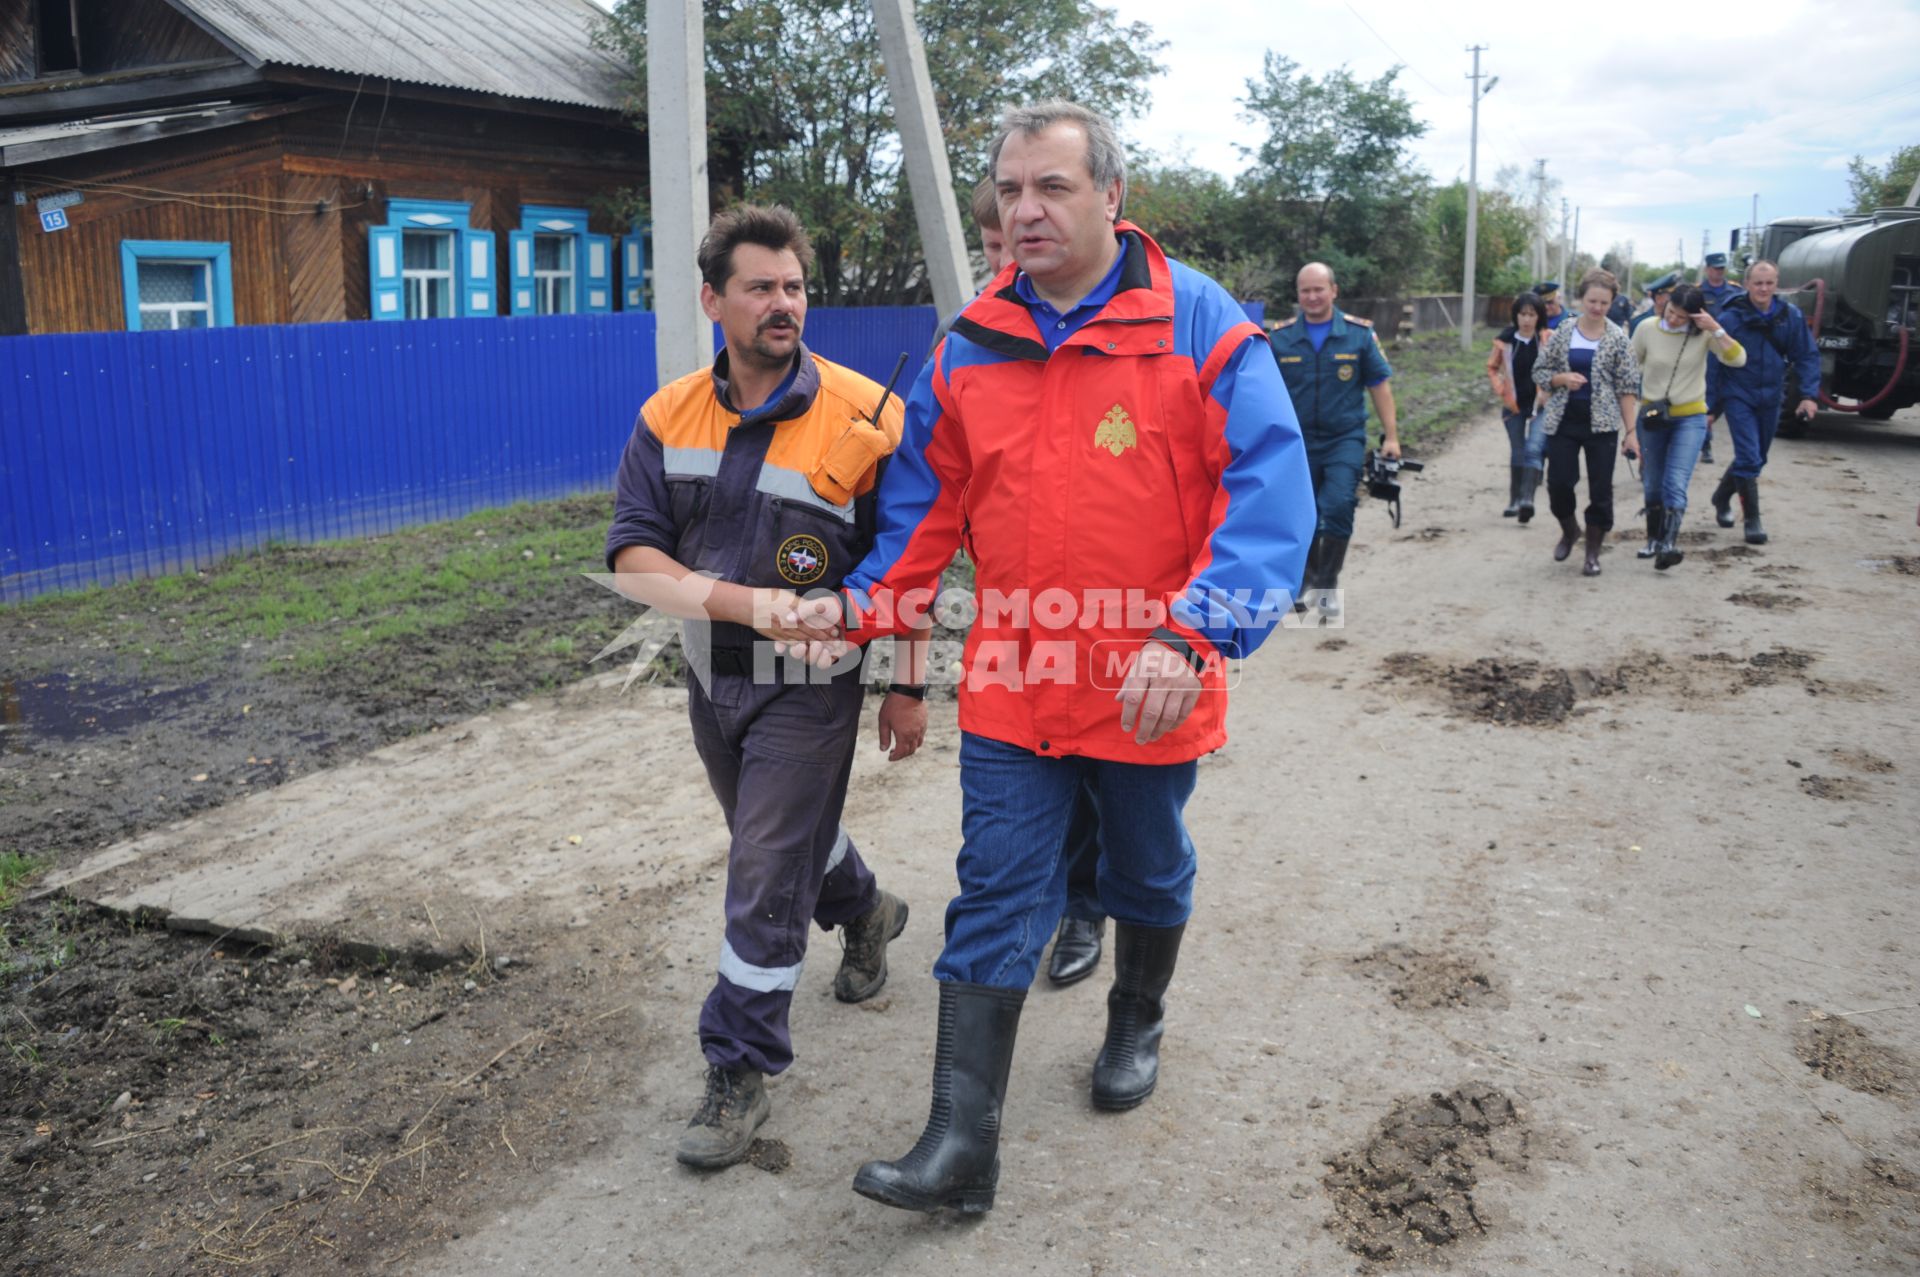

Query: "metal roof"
<box><xmin>166</xmin><ymin>0</ymin><xmax>631</xmax><ymax>110</ymax></box>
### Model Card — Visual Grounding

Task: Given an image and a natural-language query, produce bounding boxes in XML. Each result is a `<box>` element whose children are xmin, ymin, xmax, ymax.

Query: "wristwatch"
<box><xmin>1148</xmin><ymin>627</ymin><xmax>1208</xmax><ymax>674</ymax></box>
<box><xmin>886</xmin><ymin>683</ymin><xmax>927</xmax><ymax>701</ymax></box>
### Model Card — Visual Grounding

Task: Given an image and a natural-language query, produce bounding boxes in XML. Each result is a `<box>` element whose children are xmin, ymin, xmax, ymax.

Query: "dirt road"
<box><xmin>404</xmin><ymin>408</ymin><xmax>1916</xmax><ymax>1275</ymax></box>
<box><xmin>13</xmin><ymin>407</ymin><xmax>1919</xmax><ymax>1274</ymax></box>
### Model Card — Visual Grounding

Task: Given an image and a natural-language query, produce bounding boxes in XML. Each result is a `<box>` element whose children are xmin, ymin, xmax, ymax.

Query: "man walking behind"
<box><xmin>787</xmin><ymin>100</ymin><xmax>1314</xmax><ymax>1214</ymax></box>
<box><xmin>604</xmin><ymin>205</ymin><xmax>923</xmax><ymax>1170</ymax></box>
<box><xmin>1267</xmin><ymin>263</ymin><xmax>1399</xmax><ymax>621</ymax></box>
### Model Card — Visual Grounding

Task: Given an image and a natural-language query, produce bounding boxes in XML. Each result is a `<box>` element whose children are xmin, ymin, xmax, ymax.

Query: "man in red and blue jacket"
<box><xmin>792</xmin><ymin>101</ymin><xmax>1314</xmax><ymax>1216</ymax></box>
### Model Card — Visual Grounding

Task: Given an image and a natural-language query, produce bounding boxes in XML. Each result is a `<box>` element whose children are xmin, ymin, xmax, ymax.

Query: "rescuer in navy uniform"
<box><xmin>1630</xmin><ymin>271</ymin><xmax>1681</xmax><ymax>336</ymax></box>
<box><xmin>1699</xmin><ymin>252</ymin><xmax>1744</xmax><ymax>311</ymax></box>
<box><xmin>1706</xmin><ymin>259</ymin><xmax>1819</xmax><ymax>545</ymax></box>
<box><xmin>1534</xmin><ymin>282</ymin><xmax>1565</xmax><ymax>329</ymax></box>
<box><xmin>1269</xmin><ymin>262</ymin><xmax>1398</xmax><ymax>620</ymax></box>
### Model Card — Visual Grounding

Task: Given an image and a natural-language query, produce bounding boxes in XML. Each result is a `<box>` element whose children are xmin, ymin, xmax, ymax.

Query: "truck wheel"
<box><xmin>1859</xmin><ymin>401</ymin><xmax>1900</xmax><ymax>421</ymax></box>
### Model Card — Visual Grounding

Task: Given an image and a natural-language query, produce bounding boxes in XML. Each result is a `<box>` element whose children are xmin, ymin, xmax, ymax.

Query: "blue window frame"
<box><xmin>371</xmin><ymin>198</ymin><xmax>496</xmax><ymax>320</ymax></box>
<box><xmin>120</xmin><ymin>240</ymin><xmax>234</xmax><ymax>331</ymax></box>
<box><xmin>511</xmin><ymin>205</ymin><xmax>612</xmax><ymax>316</ymax></box>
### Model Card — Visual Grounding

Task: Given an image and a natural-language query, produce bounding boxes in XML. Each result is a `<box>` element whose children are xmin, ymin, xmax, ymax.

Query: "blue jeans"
<box><xmin>1061</xmin><ymin>783</ymin><xmax>1103</xmax><ymax>923</ymax></box>
<box><xmin>1638</xmin><ymin>413</ymin><xmax>1709</xmax><ymax>511</ymax></box>
<box><xmin>1306</xmin><ymin>429</ymin><xmax>1368</xmax><ymax>539</ymax></box>
<box><xmin>1502</xmin><ymin>408</ymin><xmax>1547</xmax><ymax>468</ymax></box>
<box><xmin>935</xmin><ymin>733</ymin><xmax>1197</xmax><ymax>990</ymax></box>
<box><xmin>1722</xmin><ymin>394</ymin><xmax>1779</xmax><ymax>479</ymax></box>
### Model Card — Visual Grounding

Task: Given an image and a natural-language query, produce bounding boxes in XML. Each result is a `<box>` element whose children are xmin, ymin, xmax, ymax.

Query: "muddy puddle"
<box><xmin>1726</xmin><ymin>591</ymin><xmax>1808</xmax><ymax>611</ymax></box>
<box><xmin>1324</xmin><ymin>1083</ymin><xmax>1529</xmax><ymax>1265</ymax></box>
<box><xmin>0</xmin><ymin>673</ymin><xmax>213</xmax><ymax>755</ymax></box>
<box><xmin>1794</xmin><ymin>1010</ymin><xmax>1919</xmax><ymax>1100</ymax></box>
<box><xmin>1350</xmin><ymin>943</ymin><xmax>1506</xmax><ymax>1010</ymax></box>
<box><xmin>1378</xmin><ymin>653</ymin><xmax>1645</xmax><ymax>726</ymax></box>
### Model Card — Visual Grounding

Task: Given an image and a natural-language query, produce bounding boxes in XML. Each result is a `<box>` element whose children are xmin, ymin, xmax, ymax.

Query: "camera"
<box><xmin>1364</xmin><ymin>449</ymin><xmax>1424</xmax><ymax>527</ymax></box>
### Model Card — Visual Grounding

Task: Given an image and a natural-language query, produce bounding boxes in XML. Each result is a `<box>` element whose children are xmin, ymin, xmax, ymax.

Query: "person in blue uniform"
<box><xmin>1706</xmin><ymin>259</ymin><xmax>1819</xmax><ymax>544</ymax></box>
<box><xmin>1629</xmin><ymin>271</ymin><xmax>1681</xmax><ymax>336</ymax></box>
<box><xmin>1534</xmin><ymin>282</ymin><xmax>1565</xmax><ymax>329</ymax></box>
<box><xmin>1269</xmin><ymin>262</ymin><xmax>1398</xmax><ymax>620</ymax></box>
<box><xmin>1699</xmin><ymin>252</ymin><xmax>1744</xmax><ymax>311</ymax></box>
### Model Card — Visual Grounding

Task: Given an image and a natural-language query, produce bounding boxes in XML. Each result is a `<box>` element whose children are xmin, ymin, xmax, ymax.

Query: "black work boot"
<box><xmin>852</xmin><ymin>981</ymin><xmax>1025</xmax><ymax>1214</ymax></box>
<box><xmin>1293</xmin><ymin>535</ymin><xmax>1325</xmax><ymax>613</ymax></box>
<box><xmin>834</xmin><ymin>888</ymin><xmax>909</xmax><ymax>1004</ymax></box>
<box><xmin>1581</xmin><ymin>523</ymin><xmax>1606</xmax><ymax>577</ymax></box>
<box><xmin>1046</xmin><ymin>916</ymin><xmax>1105</xmax><ymax>987</ymax></box>
<box><xmin>1711</xmin><ymin>470</ymin><xmax>1738</xmax><ymax>528</ymax></box>
<box><xmin>1553</xmin><ymin>515</ymin><xmax>1581</xmax><ymax>562</ymax></box>
<box><xmin>1637</xmin><ymin>502</ymin><xmax>1665</xmax><ymax>559</ymax></box>
<box><xmin>1502</xmin><ymin>466</ymin><xmax>1524</xmax><ymax>517</ymax></box>
<box><xmin>676</xmin><ymin>1064</ymin><xmax>770</xmax><ymax>1169</ymax></box>
<box><xmin>1092</xmin><ymin>922</ymin><xmax>1186</xmax><ymax>1111</ymax></box>
<box><xmin>1738</xmin><ymin>477</ymin><xmax>1768</xmax><ymax>545</ymax></box>
<box><xmin>1516</xmin><ymin>467</ymin><xmax>1540</xmax><ymax>523</ymax></box>
<box><xmin>1314</xmin><ymin>535</ymin><xmax>1350</xmax><ymax>621</ymax></box>
<box><xmin>1655</xmin><ymin>508</ymin><xmax>1686</xmax><ymax>570</ymax></box>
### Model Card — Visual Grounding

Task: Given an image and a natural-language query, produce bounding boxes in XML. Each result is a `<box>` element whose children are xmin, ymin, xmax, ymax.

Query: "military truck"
<box><xmin>1756</xmin><ymin>204</ymin><xmax>1919</xmax><ymax>435</ymax></box>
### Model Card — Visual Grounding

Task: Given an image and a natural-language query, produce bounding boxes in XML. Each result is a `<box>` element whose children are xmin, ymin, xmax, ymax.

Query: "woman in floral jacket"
<box><xmin>1532</xmin><ymin>269</ymin><xmax>1641</xmax><ymax>576</ymax></box>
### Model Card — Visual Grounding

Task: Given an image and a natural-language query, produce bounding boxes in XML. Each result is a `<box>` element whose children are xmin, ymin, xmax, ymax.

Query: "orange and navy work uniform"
<box><xmin>602</xmin><ymin>345</ymin><xmax>904</xmax><ymax>1080</ymax></box>
<box><xmin>838</xmin><ymin>223</ymin><xmax>1315</xmax><ymax>764</ymax></box>
<box><xmin>605</xmin><ymin>345</ymin><xmax>904</xmax><ymax>649</ymax></box>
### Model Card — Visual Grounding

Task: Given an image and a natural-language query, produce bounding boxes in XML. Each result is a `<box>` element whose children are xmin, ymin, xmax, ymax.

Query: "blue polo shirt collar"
<box><xmin>1012</xmin><ymin>246</ymin><xmax>1127</xmax><ymax>352</ymax></box>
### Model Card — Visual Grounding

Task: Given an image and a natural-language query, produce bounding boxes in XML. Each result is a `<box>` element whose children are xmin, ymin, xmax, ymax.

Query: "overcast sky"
<box><xmin>1101</xmin><ymin>0</ymin><xmax>1920</xmax><ymax>273</ymax></box>
<box><xmin>589</xmin><ymin>0</ymin><xmax>1920</xmax><ymax>274</ymax></box>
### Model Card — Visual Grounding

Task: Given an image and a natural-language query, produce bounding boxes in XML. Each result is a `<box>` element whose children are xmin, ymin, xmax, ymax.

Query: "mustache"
<box><xmin>759</xmin><ymin>314</ymin><xmax>798</xmax><ymax>331</ymax></box>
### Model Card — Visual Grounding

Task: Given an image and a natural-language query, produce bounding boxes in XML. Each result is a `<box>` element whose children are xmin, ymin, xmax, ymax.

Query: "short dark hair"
<box><xmin>971</xmin><ymin>178</ymin><xmax>1000</xmax><ymax>233</ymax></box>
<box><xmin>1510</xmin><ymin>292</ymin><xmax>1544</xmax><ymax>326</ymax></box>
<box><xmin>1668</xmin><ymin>284</ymin><xmax>1706</xmax><ymax>317</ymax></box>
<box><xmin>697</xmin><ymin>204</ymin><xmax>814</xmax><ymax>292</ymax></box>
<box><xmin>1577</xmin><ymin>267</ymin><xmax>1619</xmax><ymax>300</ymax></box>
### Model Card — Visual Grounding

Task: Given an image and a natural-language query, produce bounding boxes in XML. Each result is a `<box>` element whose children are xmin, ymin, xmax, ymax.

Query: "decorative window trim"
<box><xmin>386</xmin><ymin>198</ymin><xmax>472</xmax><ymax>230</ymax></box>
<box><xmin>120</xmin><ymin>239</ymin><xmax>234</xmax><ymax>331</ymax></box>
<box><xmin>519</xmin><ymin>205</ymin><xmax>590</xmax><ymax>313</ymax></box>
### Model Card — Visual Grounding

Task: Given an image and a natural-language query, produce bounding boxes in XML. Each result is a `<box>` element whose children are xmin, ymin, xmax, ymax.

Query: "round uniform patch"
<box><xmin>777</xmin><ymin>533</ymin><xmax>829</xmax><ymax>586</ymax></box>
<box><xmin>1337</xmin><ymin>363</ymin><xmax>1355</xmax><ymax>381</ymax></box>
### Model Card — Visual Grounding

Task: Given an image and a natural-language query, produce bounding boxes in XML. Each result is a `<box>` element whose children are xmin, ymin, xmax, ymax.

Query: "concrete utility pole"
<box><xmin>1460</xmin><ymin>46</ymin><xmax>1494</xmax><ymax>350</ymax></box>
<box><xmin>1571</xmin><ymin>206</ymin><xmax>1580</xmax><ymax>274</ymax></box>
<box><xmin>647</xmin><ymin>0</ymin><xmax>713</xmax><ymax>383</ymax></box>
<box><xmin>1700</xmin><ymin>230</ymin><xmax>1710</xmax><ymax>270</ymax></box>
<box><xmin>1531</xmin><ymin>159</ymin><xmax>1548</xmax><ymax>280</ymax></box>
<box><xmin>872</xmin><ymin>0</ymin><xmax>972</xmax><ymax>319</ymax></box>
<box><xmin>1558</xmin><ymin>198</ymin><xmax>1569</xmax><ymax>288</ymax></box>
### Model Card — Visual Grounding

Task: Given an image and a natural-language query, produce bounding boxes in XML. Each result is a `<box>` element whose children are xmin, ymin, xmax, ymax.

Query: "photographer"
<box><xmin>1629</xmin><ymin>285</ymin><xmax>1747</xmax><ymax>569</ymax></box>
<box><xmin>1532</xmin><ymin>269</ymin><xmax>1640</xmax><ymax>577</ymax></box>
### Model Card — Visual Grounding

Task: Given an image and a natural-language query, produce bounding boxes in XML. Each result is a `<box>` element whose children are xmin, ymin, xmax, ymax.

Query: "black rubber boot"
<box><xmin>1313</xmin><ymin>536</ymin><xmax>1350</xmax><ymax>621</ymax></box>
<box><xmin>852</xmin><ymin>982</ymin><xmax>1025</xmax><ymax>1214</ymax></box>
<box><xmin>1092</xmin><ymin>922</ymin><xmax>1186</xmax><ymax>1111</ymax></box>
<box><xmin>1046</xmin><ymin>916</ymin><xmax>1105</xmax><ymax>987</ymax></box>
<box><xmin>1581</xmin><ymin>523</ymin><xmax>1606</xmax><ymax>576</ymax></box>
<box><xmin>1739</xmin><ymin>477</ymin><xmax>1767</xmax><ymax>545</ymax></box>
<box><xmin>1655</xmin><ymin>508</ymin><xmax>1686</xmax><ymax>570</ymax></box>
<box><xmin>1516</xmin><ymin>467</ymin><xmax>1540</xmax><ymax>523</ymax></box>
<box><xmin>1502</xmin><ymin>466</ymin><xmax>1524</xmax><ymax>517</ymax></box>
<box><xmin>1637</xmin><ymin>502</ymin><xmax>1664</xmax><ymax>559</ymax></box>
<box><xmin>1553</xmin><ymin>515</ymin><xmax>1581</xmax><ymax>562</ymax></box>
<box><xmin>1293</xmin><ymin>535</ymin><xmax>1325</xmax><ymax>613</ymax></box>
<box><xmin>1711</xmin><ymin>470</ymin><xmax>1738</xmax><ymax>528</ymax></box>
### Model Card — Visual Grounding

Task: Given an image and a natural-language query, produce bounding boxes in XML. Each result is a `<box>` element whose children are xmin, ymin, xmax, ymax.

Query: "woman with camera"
<box><xmin>1532</xmin><ymin>269</ymin><xmax>1640</xmax><ymax>577</ymax></box>
<box><xmin>1629</xmin><ymin>284</ymin><xmax>1747</xmax><ymax>569</ymax></box>
<box><xmin>1486</xmin><ymin>292</ymin><xmax>1550</xmax><ymax>521</ymax></box>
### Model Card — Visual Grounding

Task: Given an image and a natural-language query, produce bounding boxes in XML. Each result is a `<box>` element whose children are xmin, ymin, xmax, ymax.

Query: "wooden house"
<box><xmin>0</xmin><ymin>0</ymin><xmax>651</xmax><ymax>336</ymax></box>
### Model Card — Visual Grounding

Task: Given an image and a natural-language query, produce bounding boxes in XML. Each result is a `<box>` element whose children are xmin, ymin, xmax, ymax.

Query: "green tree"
<box><xmin>595</xmin><ymin>0</ymin><xmax>1164</xmax><ymax>305</ymax></box>
<box><xmin>1424</xmin><ymin>181</ymin><xmax>1534</xmax><ymax>295</ymax></box>
<box><xmin>1841</xmin><ymin>144</ymin><xmax>1920</xmax><ymax>214</ymax></box>
<box><xmin>1230</xmin><ymin>55</ymin><xmax>1430</xmax><ymax>297</ymax></box>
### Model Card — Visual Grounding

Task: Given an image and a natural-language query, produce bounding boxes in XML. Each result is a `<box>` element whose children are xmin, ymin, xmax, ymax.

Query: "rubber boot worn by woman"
<box><xmin>1655</xmin><ymin>508</ymin><xmax>1686</xmax><ymax>570</ymax></box>
<box><xmin>852</xmin><ymin>982</ymin><xmax>1025</xmax><ymax>1214</ymax></box>
<box><xmin>1637</xmin><ymin>502</ymin><xmax>1664</xmax><ymax>559</ymax></box>
<box><xmin>1711</xmin><ymin>470</ymin><xmax>1738</xmax><ymax>529</ymax></box>
<box><xmin>1582</xmin><ymin>523</ymin><xmax>1605</xmax><ymax>576</ymax></box>
<box><xmin>1091</xmin><ymin>923</ymin><xmax>1186</xmax><ymax>1111</ymax></box>
<box><xmin>1503</xmin><ymin>466</ymin><xmax>1525</xmax><ymax>517</ymax></box>
<box><xmin>1554</xmin><ymin>515</ymin><xmax>1581</xmax><ymax>562</ymax></box>
<box><xmin>1517</xmin><ymin>466</ymin><xmax>1541</xmax><ymax>523</ymax></box>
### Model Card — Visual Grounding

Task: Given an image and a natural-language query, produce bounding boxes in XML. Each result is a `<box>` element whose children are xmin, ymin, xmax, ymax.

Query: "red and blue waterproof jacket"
<box><xmin>840</xmin><ymin>223</ymin><xmax>1313</xmax><ymax>763</ymax></box>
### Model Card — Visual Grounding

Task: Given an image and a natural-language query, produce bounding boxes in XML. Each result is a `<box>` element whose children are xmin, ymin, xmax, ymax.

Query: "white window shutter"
<box><xmin>583</xmin><ymin>233</ymin><xmax>613</xmax><ymax>314</ymax></box>
<box><xmin>368</xmin><ymin>226</ymin><xmax>403</xmax><ymax>321</ymax></box>
<box><xmin>459</xmin><ymin>229</ymin><xmax>497</xmax><ymax>316</ymax></box>
<box><xmin>621</xmin><ymin>234</ymin><xmax>646</xmax><ymax>310</ymax></box>
<box><xmin>508</xmin><ymin>230</ymin><xmax>536</xmax><ymax>316</ymax></box>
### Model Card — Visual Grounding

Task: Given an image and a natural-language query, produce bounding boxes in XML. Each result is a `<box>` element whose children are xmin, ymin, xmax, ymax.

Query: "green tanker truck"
<box><xmin>1757</xmin><ymin>203</ymin><xmax>1919</xmax><ymax>435</ymax></box>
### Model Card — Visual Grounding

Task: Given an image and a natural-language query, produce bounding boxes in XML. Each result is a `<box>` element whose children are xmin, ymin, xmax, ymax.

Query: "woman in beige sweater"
<box><xmin>1629</xmin><ymin>284</ymin><xmax>1747</xmax><ymax>568</ymax></box>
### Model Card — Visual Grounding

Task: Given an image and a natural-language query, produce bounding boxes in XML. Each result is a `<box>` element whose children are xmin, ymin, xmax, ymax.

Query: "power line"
<box><xmin>1342</xmin><ymin>2</ymin><xmax>1448</xmax><ymax>96</ymax></box>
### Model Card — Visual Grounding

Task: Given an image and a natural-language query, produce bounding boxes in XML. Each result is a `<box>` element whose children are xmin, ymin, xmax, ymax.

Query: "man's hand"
<box><xmin>1379</xmin><ymin>438</ymin><xmax>1401</xmax><ymax>460</ymax></box>
<box><xmin>877</xmin><ymin>693</ymin><xmax>927</xmax><ymax>761</ymax></box>
<box><xmin>1114</xmin><ymin>641</ymin><xmax>1203</xmax><ymax>746</ymax></box>
<box><xmin>748</xmin><ymin>589</ymin><xmax>815</xmax><ymax>644</ymax></box>
<box><xmin>784</xmin><ymin>592</ymin><xmax>844</xmax><ymax>641</ymax></box>
<box><xmin>1796</xmin><ymin>398</ymin><xmax>1817</xmax><ymax>422</ymax></box>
